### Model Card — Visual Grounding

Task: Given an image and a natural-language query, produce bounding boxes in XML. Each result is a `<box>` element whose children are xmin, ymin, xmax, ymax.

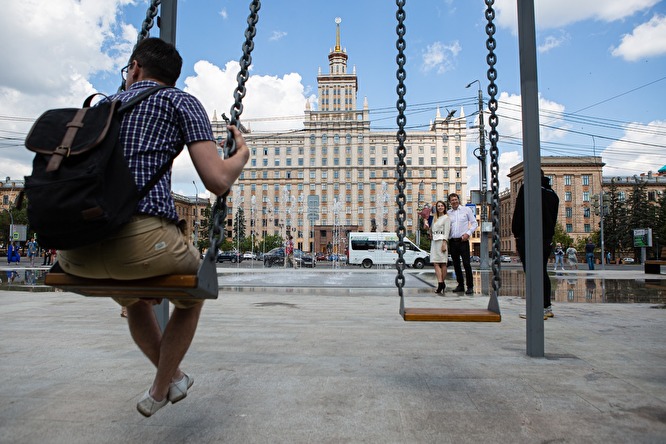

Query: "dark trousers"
<box><xmin>449</xmin><ymin>238</ymin><xmax>473</xmax><ymax>289</ymax></box>
<box><xmin>516</xmin><ymin>238</ymin><xmax>552</xmax><ymax>309</ymax></box>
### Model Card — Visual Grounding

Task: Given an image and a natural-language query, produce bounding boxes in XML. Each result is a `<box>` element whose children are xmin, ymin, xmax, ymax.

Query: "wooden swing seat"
<box><xmin>402</xmin><ymin>308</ymin><xmax>501</xmax><ymax>322</ymax></box>
<box><xmin>44</xmin><ymin>256</ymin><xmax>219</xmax><ymax>300</ymax></box>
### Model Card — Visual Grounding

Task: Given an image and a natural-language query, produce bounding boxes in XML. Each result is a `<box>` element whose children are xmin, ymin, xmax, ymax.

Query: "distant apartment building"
<box><xmin>211</xmin><ymin>21</ymin><xmax>469</xmax><ymax>254</ymax></box>
<box><xmin>500</xmin><ymin>156</ymin><xmax>665</xmax><ymax>254</ymax></box>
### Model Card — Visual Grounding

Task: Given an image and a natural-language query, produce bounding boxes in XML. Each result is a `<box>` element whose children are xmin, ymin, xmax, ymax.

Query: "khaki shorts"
<box><xmin>57</xmin><ymin>215</ymin><xmax>202</xmax><ymax>309</ymax></box>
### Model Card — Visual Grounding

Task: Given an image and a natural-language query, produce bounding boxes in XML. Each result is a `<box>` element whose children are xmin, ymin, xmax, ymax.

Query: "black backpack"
<box><xmin>21</xmin><ymin>86</ymin><xmax>172</xmax><ymax>250</ymax></box>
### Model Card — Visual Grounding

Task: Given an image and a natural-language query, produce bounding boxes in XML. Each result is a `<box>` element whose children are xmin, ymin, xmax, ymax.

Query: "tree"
<box><xmin>552</xmin><ymin>223</ymin><xmax>573</xmax><ymax>248</ymax></box>
<box><xmin>603</xmin><ymin>180</ymin><xmax>628</xmax><ymax>259</ymax></box>
<box><xmin>627</xmin><ymin>179</ymin><xmax>654</xmax><ymax>262</ymax></box>
<box><xmin>258</xmin><ymin>234</ymin><xmax>283</xmax><ymax>253</ymax></box>
<box><xmin>654</xmin><ymin>190</ymin><xmax>666</xmax><ymax>258</ymax></box>
<box><xmin>196</xmin><ymin>202</ymin><xmax>212</xmax><ymax>253</ymax></box>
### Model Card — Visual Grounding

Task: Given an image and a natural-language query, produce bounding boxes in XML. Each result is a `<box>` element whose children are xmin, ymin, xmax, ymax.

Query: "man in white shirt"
<box><xmin>447</xmin><ymin>193</ymin><xmax>478</xmax><ymax>294</ymax></box>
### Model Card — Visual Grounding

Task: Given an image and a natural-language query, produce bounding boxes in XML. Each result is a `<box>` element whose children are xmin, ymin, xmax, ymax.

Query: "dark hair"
<box><xmin>448</xmin><ymin>192</ymin><xmax>460</xmax><ymax>201</ymax></box>
<box><xmin>130</xmin><ymin>38</ymin><xmax>182</xmax><ymax>86</ymax></box>
<box><xmin>433</xmin><ymin>200</ymin><xmax>447</xmax><ymax>218</ymax></box>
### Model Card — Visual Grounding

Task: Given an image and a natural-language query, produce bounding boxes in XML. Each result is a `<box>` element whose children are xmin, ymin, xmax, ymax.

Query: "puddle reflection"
<box><xmin>488</xmin><ymin>269</ymin><xmax>666</xmax><ymax>304</ymax></box>
<box><xmin>2</xmin><ymin>267</ymin><xmax>665</xmax><ymax>304</ymax></box>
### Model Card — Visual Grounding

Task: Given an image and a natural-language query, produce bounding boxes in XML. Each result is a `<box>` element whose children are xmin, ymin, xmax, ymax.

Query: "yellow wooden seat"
<box><xmin>44</xmin><ymin>254</ymin><xmax>219</xmax><ymax>300</ymax></box>
<box><xmin>402</xmin><ymin>308</ymin><xmax>501</xmax><ymax>322</ymax></box>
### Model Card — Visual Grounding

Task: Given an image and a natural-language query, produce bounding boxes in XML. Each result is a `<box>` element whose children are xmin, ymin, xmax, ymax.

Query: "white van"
<box><xmin>348</xmin><ymin>232</ymin><xmax>430</xmax><ymax>269</ymax></box>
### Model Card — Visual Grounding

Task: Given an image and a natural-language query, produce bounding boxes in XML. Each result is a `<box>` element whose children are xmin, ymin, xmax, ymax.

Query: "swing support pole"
<box><xmin>153</xmin><ymin>0</ymin><xmax>178</xmax><ymax>332</ymax></box>
<box><xmin>517</xmin><ymin>0</ymin><xmax>545</xmax><ymax>357</ymax></box>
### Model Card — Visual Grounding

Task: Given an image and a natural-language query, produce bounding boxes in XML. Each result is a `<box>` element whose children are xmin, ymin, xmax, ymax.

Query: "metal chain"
<box><xmin>137</xmin><ymin>0</ymin><xmax>162</xmax><ymax>44</ymax></box>
<box><xmin>210</xmin><ymin>0</ymin><xmax>261</xmax><ymax>255</ymax></box>
<box><xmin>395</xmin><ymin>0</ymin><xmax>407</xmax><ymax>311</ymax></box>
<box><xmin>118</xmin><ymin>0</ymin><xmax>161</xmax><ymax>92</ymax></box>
<box><xmin>484</xmin><ymin>0</ymin><xmax>502</xmax><ymax>297</ymax></box>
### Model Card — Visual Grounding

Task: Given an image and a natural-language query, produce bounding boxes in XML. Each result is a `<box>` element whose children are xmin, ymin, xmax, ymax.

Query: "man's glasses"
<box><xmin>120</xmin><ymin>61</ymin><xmax>141</xmax><ymax>81</ymax></box>
<box><xmin>121</xmin><ymin>63</ymin><xmax>131</xmax><ymax>80</ymax></box>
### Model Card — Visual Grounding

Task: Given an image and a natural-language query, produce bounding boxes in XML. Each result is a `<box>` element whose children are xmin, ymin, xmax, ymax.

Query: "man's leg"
<box><xmin>460</xmin><ymin>241</ymin><xmax>473</xmax><ymax>289</ymax></box>
<box><xmin>150</xmin><ymin>302</ymin><xmax>203</xmax><ymax>400</ymax></box>
<box><xmin>449</xmin><ymin>241</ymin><xmax>464</xmax><ymax>288</ymax></box>
<box><xmin>126</xmin><ymin>300</ymin><xmax>195</xmax><ymax>400</ymax></box>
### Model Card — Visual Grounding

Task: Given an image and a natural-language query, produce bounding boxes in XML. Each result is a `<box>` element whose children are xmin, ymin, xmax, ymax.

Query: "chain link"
<box><xmin>137</xmin><ymin>0</ymin><xmax>162</xmax><ymax>44</ymax></box>
<box><xmin>210</xmin><ymin>0</ymin><xmax>261</xmax><ymax>255</ymax></box>
<box><xmin>395</xmin><ymin>0</ymin><xmax>407</xmax><ymax>308</ymax></box>
<box><xmin>484</xmin><ymin>0</ymin><xmax>502</xmax><ymax>297</ymax></box>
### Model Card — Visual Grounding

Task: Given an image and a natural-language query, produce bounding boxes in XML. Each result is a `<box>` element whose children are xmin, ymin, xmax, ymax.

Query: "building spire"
<box><xmin>334</xmin><ymin>17</ymin><xmax>342</xmax><ymax>52</ymax></box>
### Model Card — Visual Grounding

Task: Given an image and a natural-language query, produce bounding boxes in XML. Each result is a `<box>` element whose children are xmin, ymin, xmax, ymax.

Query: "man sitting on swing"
<box><xmin>57</xmin><ymin>38</ymin><xmax>249</xmax><ymax>417</ymax></box>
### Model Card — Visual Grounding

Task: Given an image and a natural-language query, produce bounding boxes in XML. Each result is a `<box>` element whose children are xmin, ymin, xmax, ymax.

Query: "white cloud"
<box><xmin>219</xmin><ymin>8</ymin><xmax>228</xmax><ymax>19</ymax></box>
<box><xmin>600</xmin><ymin>120</ymin><xmax>666</xmax><ymax>177</ymax></box>
<box><xmin>494</xmin><ymin>0</ymin><xmax>660</xmax><ymax>32</ymax></box>
<box><xmin>170</xmin><ymin>60</ymin><xmax>312</xmax><ymax>194</ymax></box>
<box><xmin>538</xmin><ymin>32</ymin><xmax>570</xmax><ymax>53</ymax></box>
<box><xmin>183</xmin><ymin>60</ymin><xmax>309</xmax><ymax>133</ymax></box>
<box><xmin>611</xmin><ymin>14</ymin><xmax>666</xmax><ymax>61</ymax></box>
<box><xmin>421</xmin><ymin>41</ymin><xmax>462</xmax><ymax>74</ymax></box>
<box><xmin>498</xmin><ymin>150</ymin><xmax>522</xmax><ymax>191</ymax></box>
<box><xmin>0</xmin><ymin>0</ymin><xmax>134</xmax><ymax>181</ymax></box>
<box><xmin>269</xmin><ymin>31</ymin><xmax>288</xmax><ymax>42</ymax></box>
<box><xmin>495</xmin><ymin>92</ymin><xmax>567</xmax><ymax>144</ymax></box>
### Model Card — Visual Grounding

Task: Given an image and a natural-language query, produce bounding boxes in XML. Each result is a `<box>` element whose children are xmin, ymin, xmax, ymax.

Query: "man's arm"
<box><xmin>189</xmin><ymin>125</ymin><xmax>250</xmax><ymax>196</ymax></box>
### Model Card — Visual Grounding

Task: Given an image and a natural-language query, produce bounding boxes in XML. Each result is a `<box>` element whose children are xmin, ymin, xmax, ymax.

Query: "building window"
<box><xmin>583</xmin><ymin>207</ymin><xmax>590</xmax><ymax>218</ymax></box>
<box><xmin>582</xmin><ymin>175</ymin><xmax>590</xmax><ymax>186</ymax></box>
<box><xmin>583</xmin><ymin>191</ymin><xmax>589</xmax><ymax>202</ymax></box>
<box><xmin>565</xmin><ymin>191</ymin><xmax>572</xmax><ymax>202</ymax></box>
<box><xmin>565</xmin><ymin>207</ymin><xmax>572</xmax><ymax>218</ymax></box>
<box><xmin>564</xmin><ymin>175</ymin><xmax>572</xmax><ymax>186</ymax></box>
<box><xmin>566</xmin><ymin>223</ymin><xmax>573</xmax><ymax>233</ymax></box>
<box><xmin>584</xmin><ymin>224</ymin><xmax>591</xmax><ymax>233</ymax></box>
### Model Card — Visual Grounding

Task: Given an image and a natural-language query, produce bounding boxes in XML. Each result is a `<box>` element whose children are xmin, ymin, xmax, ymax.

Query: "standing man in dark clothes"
<box><xmin>512</xmin><ymin>170</ymin><xmax>560</xmax><ymax>319</ymax></box>
<box><xmin>447</xmin><ymin>193</ymin><xmax>478</xmax><ymax>295</ymax></box>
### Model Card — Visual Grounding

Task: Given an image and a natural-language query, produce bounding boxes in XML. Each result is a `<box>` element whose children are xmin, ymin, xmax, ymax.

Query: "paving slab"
<box><xmin>0</xmin><ymin>268</ymin><xmax>665</xmax><ymax>443</ymax></box>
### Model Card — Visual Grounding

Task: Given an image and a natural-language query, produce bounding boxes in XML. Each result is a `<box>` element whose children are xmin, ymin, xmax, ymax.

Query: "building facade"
<box><xmin>501</xmin><ymin>156</ymin><xmax>605</xmax><ymax>254</ymax></box>
<box><xmin>500</xmin><ymin>156</ymin><xmax>664</xmax><ymax>255</ymax></box>
<box><xmin>212</xmin><ymin>21</ymin><xmax>469</xmax><ymax>254</ymax></box>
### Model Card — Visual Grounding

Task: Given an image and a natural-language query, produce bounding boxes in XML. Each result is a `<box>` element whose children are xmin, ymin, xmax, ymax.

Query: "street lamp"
<box><xmin>192</xmin><ymin>181</ymin><xmax>199</xmax><ymax>248</ymax></box>
<box><xmin>466</xmin><ymin>79</ymin><xmax>489</xmax><ymax>270</ymax></box>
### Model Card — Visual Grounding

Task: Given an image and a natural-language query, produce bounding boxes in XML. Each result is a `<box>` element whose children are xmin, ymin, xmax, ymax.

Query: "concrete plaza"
<box><xmin>0</xmin><ymin>268</ymin><xmax>665</xmax><ymax>443</ymax></box>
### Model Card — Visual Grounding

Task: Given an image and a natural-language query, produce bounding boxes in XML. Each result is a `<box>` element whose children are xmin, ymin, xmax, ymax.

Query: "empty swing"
<box><xmin>394</xmin><ymin>0</ymin><xmax>502</xmax><ymax>322</ymax></box>
<box><xmin>45</xmin><ymin>0</ymin><xmax>261</xmax><ymax>300</ymax></box>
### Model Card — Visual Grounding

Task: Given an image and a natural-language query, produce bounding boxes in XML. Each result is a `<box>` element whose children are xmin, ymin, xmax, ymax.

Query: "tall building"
<box><xmin>212</xmin><ymin>19</ymin><xmax>469</xmax><ymax>254</ymax></box>
<box><xmin>501</xmin><ymin>156</ymin><xmax>605</xmax><ymax>253</ymax></box>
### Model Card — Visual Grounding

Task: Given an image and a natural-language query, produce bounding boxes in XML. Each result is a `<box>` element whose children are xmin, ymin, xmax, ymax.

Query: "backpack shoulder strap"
<box><xmin>118</xmin><ymin>85</ymin><xmax>172</xmax><ymax>114</ymax></box>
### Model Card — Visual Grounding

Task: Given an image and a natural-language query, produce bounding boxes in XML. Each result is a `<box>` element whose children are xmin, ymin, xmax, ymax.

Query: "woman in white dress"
<box><xmin>429</xmin><ymin>200</ymin><xmax>451</xmax><ymax>294</ymax></box>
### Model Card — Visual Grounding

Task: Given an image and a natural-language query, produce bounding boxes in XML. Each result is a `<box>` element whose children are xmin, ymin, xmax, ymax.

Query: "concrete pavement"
<box><xmin>0</xmin><ymin>268</ymin><xmax>665</xmax><ymax>443</ymax></box>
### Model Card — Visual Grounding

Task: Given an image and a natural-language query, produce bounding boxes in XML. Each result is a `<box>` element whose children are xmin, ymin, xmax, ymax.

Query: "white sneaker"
<box><xmin>169</xmin><ymin>373</ymin><xmax>194</xmax><ymax>404</ymax></box>
<box><xmin>137</xmin><ymin>391</ymin><xmax>168</xmax><ymax>417</ymax></box>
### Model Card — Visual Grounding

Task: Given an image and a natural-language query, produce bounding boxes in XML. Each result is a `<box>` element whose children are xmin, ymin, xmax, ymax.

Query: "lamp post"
<box><xmin>466</xmin><ymin>80</ymin><xmax>489</xmax><ymax>270</ymax></box>
<box><xmin>192</xmin><ymin>181</ymin><xmax>199</xmax><ymax>248</ymax></box>
<box><xmin>416</xmin><ymin>180</ymin><xmax>424</xmax><ymax>247</ymax></box>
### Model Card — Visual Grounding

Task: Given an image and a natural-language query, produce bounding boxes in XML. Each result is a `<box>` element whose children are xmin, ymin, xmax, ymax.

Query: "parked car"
<box><xmin>217</xmin><ymin>250</ymin><xmax>243</xmax><ymax>263</ymax></box>
<box><xmin>621</xmin><ymin>257</ymin><xmax>635</xmax><ymax>264</ymax></box>
<box><xmin>500</xmin><ymin>255</ymin><xmax>512</xmax><ymax>263</ymax></box>
<box><xmin>471</xmin><ymin>255</ymin><xmax>480</xmax><ymax>263</ymax></box>
<box><xmin>263</xmin><ymin>247</ymin><xmax>316</xmax><ymax>268</ymax></box>
<box><xmin>315</xmin><ymin>252</ymin><xmax>328</xmax><ymax>261</ymax></box>
<box><xmin>243</xmin><ymin>252</ymin><xmax>257</xmax><ymax>260</ymax></box>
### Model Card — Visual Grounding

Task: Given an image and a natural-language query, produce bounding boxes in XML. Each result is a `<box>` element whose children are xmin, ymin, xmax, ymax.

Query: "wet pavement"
<box><xmin>1</xmin><ymin>265</ymin><xmax>665</xmax><ymax>442</ymax></box>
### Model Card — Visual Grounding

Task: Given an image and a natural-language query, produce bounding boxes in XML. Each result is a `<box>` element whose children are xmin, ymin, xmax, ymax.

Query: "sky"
<box><xmin>1</xmin><ymin>0</ymin><xmax>665</xmax><ymax>199</ymax></box>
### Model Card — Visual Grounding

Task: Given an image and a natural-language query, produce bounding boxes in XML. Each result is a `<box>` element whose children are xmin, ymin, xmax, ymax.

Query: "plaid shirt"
<box><xmin>112</xmin><ymin>80</ymin><xmax>214</xmax><ymax>221</ymax></box>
